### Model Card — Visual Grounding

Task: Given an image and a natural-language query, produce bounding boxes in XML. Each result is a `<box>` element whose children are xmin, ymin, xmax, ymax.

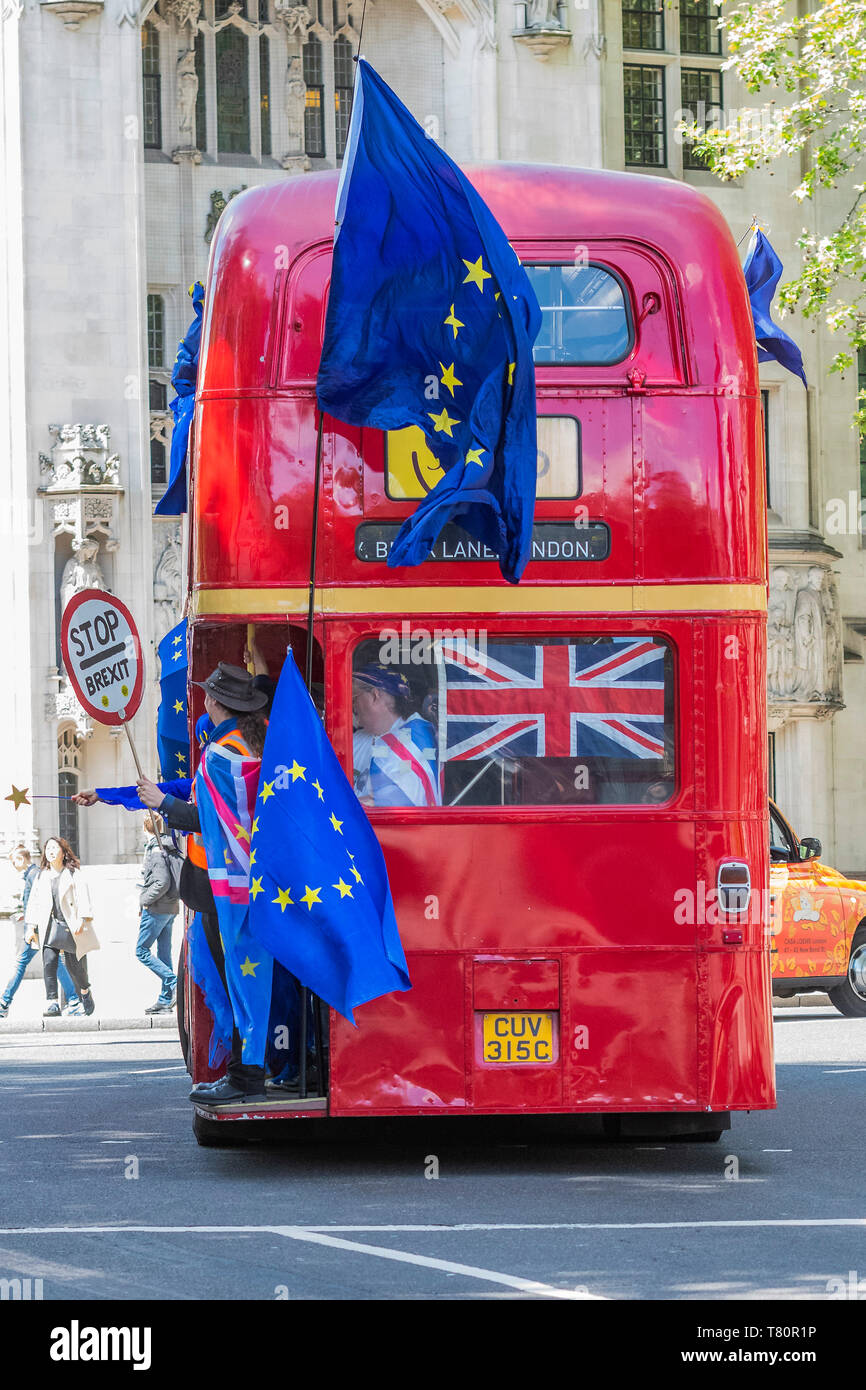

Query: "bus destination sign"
<box><xmin>355</xmin><ymin>521</ymin><xmax>610</xmax><ymax>565</ymax></box>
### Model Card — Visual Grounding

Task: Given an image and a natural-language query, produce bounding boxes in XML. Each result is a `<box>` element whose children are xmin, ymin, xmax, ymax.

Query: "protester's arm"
<box><xmin>156</xmin><ymin>793</ymin><xmax>200</xmax><ymax>833</ymax></box>
<box><xmin>75</xmin><ymin>782</ymin><xmax>185</xmax><ymax>810</ymax></box>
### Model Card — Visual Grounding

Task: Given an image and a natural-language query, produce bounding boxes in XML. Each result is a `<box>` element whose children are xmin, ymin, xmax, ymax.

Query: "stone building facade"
<box><xmin>1</xmin><ymin>0</ymin><xmax>863</xmax><ymax>873</ymax></box>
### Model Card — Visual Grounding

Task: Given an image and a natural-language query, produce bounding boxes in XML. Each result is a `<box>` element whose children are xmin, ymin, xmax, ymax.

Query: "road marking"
<box><xmin>0</xmin><ymin>1224</ymin><xmax>600</xmax><ymax>1301</ymax></box>
<box><xmin>271</xmin><ymin>1227</ymin><xmax>601</xmax><ymax>1300</ymax></box>
<box><xmin>824</xmin><ymin>1067</ymin><xmax>866</xmax><ymax>1074</ymax></box>
<box><xmin>3</xmin><ymin>1218</ymin><xmax>866</xmax><ymax>1235</ymax></box>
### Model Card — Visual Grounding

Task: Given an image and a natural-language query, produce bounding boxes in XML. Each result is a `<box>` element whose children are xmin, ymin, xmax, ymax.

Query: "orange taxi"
<box><xmin>770</xmin><ymin>800</ymin><xmax>866</xmax><ymax>1016</ymax></box>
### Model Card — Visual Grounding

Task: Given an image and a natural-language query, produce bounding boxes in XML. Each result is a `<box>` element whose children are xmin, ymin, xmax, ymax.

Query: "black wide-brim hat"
<box><xmin>193</xmin><ymin>662</ymin><xmax>268</xmax><ymax>712</ymax></box>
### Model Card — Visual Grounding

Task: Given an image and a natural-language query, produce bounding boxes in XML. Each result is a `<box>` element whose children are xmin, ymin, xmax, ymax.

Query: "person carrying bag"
<box><xmin>25</xmin><ymin>836</ymin><xmax>98</xmax><ymax>1017</ymax></box>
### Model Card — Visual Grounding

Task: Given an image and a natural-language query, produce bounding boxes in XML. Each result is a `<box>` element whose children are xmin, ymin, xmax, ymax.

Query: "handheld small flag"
<box><xmin>249</xmin><ymin>650</ymin><xmax>410</xmax><ymax>1024</ymax></box>
<box><xmin>156</xmin><ymin>619</ymin><xmax>189</xmax><ymax>780</ymax></box>
<box><xmin>316</xmin><ymin>60</ymin><xmax>542</xmax><ymax>584</ymax></box>
<box><xmin>743</xmin><ymin>230</ymin><xmax>806</xmax><ymax>386</ymax></box>
<box><xmin>154</xmin><ymin>281</ymin><xmax>204</xmax><ymax>516</ymax></box>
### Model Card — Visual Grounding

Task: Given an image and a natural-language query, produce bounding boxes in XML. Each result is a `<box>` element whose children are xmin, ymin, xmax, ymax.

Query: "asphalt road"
<box><xmin>0</xmin><ymin>1008</ymin><xmax>863</xmax><ymax>1301</ymax></box>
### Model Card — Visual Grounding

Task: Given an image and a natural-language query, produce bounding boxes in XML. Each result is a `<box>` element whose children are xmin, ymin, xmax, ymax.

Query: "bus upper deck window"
<box><xmin>351</xmin><ymin>634</ymin><xmax>675</xmax><ymax>809</ymax></box>
<box><xmin>526</xmin><ymin>264</ymin><xmax>632</xmax><ymax>366</ymax></box>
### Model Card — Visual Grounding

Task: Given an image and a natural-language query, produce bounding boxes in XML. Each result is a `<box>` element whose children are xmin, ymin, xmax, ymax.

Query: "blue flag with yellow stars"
<box><xmin>248</xmin><ymin>650</ymin><xmax>411</xmax><ymax>1024</ymax></box>
<box><xmin>316</xmin><ymin>60</ymin><xmax>542</xmax><ymax>584</ymax></box>
<box><xmin>156</xmin><ymin>619</ymin><xmax>190</xmax><ymax>781</ymax></box>
<box><xmin>743</xmin><ymin>230</ymin><xmax>806</xmax><ymax>386</ymax></box>
<box><xmin>154</xmin><ymin>281</ymin><xmax>204</xmax><ymax>516</ymax></box>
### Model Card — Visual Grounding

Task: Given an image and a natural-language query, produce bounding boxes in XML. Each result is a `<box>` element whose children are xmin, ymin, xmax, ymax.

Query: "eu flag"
<box><xmin>316</xmin><ymin>60</ymin><xmax>542</xmax><ymax>584</ymax></box>
<box><xmin>743</xmin><ymin>230</ymin><xmax>806</xmax><ymax>386</ymax></box>
<box><xmin>154</xmin><ymin>281</ymin><xmax>204</xmax><ymax>516</ymax></box>
<box><xmin>248</xmin><ymin>651</ymin><xmax>410</xmax><ymax>1023</ymax></box>
<box><xmin>156</xmin><ymin>619</ymin><xmax>189</xmax><ymax>781</ymax></box>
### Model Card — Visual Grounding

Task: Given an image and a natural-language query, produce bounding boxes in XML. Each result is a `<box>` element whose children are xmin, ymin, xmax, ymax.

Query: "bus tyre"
<box><xmin>828</xmin><ymin>927</ymin><xmax>866</xmax><ymax>1018</ymax></box>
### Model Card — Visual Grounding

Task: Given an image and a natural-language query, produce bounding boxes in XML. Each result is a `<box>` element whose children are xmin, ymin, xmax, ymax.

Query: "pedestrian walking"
<box><xmin>24</xmin><ymin>837</ymin><xmax>98</xmax><ymax>1017</ymax></box>
<box><xmin>138</xmin><ymin>813</ymin><xmax>180</xmax><ymax>1014</ymax></box>
<box><xmin>0</xmin><ymin>847</ymin><xmax>82</xmax><ymax>1018</ymax></box>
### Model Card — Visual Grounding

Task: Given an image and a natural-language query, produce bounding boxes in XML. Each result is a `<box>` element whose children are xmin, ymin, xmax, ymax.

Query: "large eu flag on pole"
<box><xmin>156</xmin><ymin>622</ymin><xmax>190</xmax><ymax>783</ymax></box>
<box><xmin>316</xmin><ymin>61</ymin><xmax>542</xmax><ymax>584</ymax></box>
<box><xmin>743</xmin><ymin>230</ymin><xmax>806</xmax><ymax>386</ymax></box>
<box><xmin>248</xmin><ymin>651</ymin><xmax>410</xmax><ymax>1023</ymax></box>
<box><xmin>156</xmin><ymin>619</ymin><xmax>190</xmax><ymax>780</ymax></box>
<box><xmin>154</xmin><ymin>281</ymin><xmax>204</xmax><ymax>516</ymax></box>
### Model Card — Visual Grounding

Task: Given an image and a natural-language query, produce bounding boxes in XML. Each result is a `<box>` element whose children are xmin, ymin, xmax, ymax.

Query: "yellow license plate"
<box><xmin>481</xmin><ymin>1012</ymin><xmax>556</xmax><ymax>1065</ymax></box>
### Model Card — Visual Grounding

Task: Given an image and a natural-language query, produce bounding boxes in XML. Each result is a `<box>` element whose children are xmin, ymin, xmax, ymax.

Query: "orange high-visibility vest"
<box><xmin>186</xmin><ymin>724</ymin><xmax>255</xmax><ymax>869</ymax></box>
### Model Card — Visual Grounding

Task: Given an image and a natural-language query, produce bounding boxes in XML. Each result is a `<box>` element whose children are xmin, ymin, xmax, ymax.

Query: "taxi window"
<box><xmin>352</xmin><ymin>634</ymin><xmax>675</xmax><ymax>808</ymax></box>
<box><xmin>525</xmin><ymin>264</ymin><xmax>632</xmax><ymax>365</ymax></box>
<box><xmin>384</xmin><ymin>416</ymin><xmax>580</xmax><ymax>501</ymax></box>
<box><xmin>770</xmin><ymin>808</ymin><xmax>795</xmax><ymax>861</ymax></box>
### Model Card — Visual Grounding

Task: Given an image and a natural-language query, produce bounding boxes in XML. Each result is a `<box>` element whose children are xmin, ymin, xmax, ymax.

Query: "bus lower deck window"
<box><xmin>351</xmin><ymin>634</ymin><xmax>675</xmax><ymax>809</ymax></box>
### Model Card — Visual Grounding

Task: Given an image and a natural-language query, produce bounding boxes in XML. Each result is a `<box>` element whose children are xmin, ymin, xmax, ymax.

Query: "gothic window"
<box><xmin>622</xmin><ymin>2</ymin><xmax>664</xmax><ymax>51</ymax></box>
<box><xmin>151</xmin><ymin>436</ymin><xmax>167</xmax><ymax>487</ymax></box>
<box><xmin>147</xmin><ymin>295</ymin><xmax>165</xmax><ymax>369</ymax></box>
<box><xmin>58</xmin><ymin>729</ymin><xmax>80</xmax><ymax>860</ymax></box>
<box><xmin>304</xmin><ymin>37</ymin><xmax>326</xmax><ymax>158</ymax></box>
<box><xmin>680</xmin><ymin>0</ymin><xmax>722</xmax><ymax>56</ymax></box>
<box><xmin>334</xmin><ymin>35</ymin><xmax>353</xmax><ymax>159</ymax></box>
<box><xmin>680</xmin><ymin>68</ymin><xmax>722</xmax><ymax>169</ymax></box>
<box><xmin>260</xmin><ymin>33</ymin><xmax>272</xmax><ymax>157</ymax></box>
<box><xmin>195</xmin><ymin>32</ymin><xmax>208</xmax><ymax>152</ymax></box>
<box><xmin>216</xmin><ymin>26</ymin><xmax>251</xmax><ymax>154</ymax></box>
<box><xmin>624</xmin><ymin>65</ymin><xmax>666</xmax><ymax>167</ymax></box>
<box><xmin>142</xmin><ymin>23</ymin><xmax>162</xmax><ymax>149</ymax></box>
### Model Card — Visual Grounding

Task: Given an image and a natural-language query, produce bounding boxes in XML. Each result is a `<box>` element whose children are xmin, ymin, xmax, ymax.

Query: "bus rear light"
<box><xmin>718</xmin><ymin>861</ymin><xmax>751</xmax><ymax>916</ymax></box>
<box><xmin>722</xmin><ymin>929</ymin><xmax>743</xmax><ymax>945</ymax></box>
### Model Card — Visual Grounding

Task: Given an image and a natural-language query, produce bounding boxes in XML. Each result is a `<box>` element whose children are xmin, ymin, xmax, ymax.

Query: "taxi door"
<box><xmin>770</xmin><ymin>804</ymin><xmax>846</xmax><ymax>982</ymax></box>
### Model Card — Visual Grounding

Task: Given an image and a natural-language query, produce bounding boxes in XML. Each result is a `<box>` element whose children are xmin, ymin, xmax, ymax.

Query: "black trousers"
<box><xmin>43</xmin><ymin>947</ymin><xmax>90</xmax><ymax>1001</ymax></box>
<box><xmin>200</xmin><ymin>909</ymin><xmax>265</xmax><ymax>1092</ymax></box>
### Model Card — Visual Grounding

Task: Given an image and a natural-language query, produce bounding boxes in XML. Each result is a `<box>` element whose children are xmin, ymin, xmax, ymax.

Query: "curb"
<box><xmin>0</xmin><ymin>1014</ymin><xmax>178</xmax><ymax>1034</ymax></box>
<box><xmin>773</xmin><ymin>993</ymin><xmax>832</xmax><ymax>1009</ymax></box>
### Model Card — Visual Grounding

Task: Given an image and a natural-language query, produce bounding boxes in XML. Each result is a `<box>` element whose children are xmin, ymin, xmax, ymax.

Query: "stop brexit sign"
<box><xmin>61</xmin><ymin>589</ymin><xmax>144</xmax><ymax>726</ymax></box>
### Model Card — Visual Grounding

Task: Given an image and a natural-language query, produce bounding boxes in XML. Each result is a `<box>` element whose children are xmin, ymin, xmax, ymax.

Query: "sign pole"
<box><xmin>120</xmin><ymin>714</ymin><xmax>144</xmax><ymax>781</ymax></box>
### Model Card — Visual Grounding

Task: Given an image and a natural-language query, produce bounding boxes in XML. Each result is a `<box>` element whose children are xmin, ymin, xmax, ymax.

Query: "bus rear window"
<box><xmin>351</xmin><ymin>634</ymin><xmax>675</xmax><ymax>808</ymax></box>
<box><xmin>525</xmin><ymin>264</ymin><xmax>632</xmax><ymax>365</ymax></box>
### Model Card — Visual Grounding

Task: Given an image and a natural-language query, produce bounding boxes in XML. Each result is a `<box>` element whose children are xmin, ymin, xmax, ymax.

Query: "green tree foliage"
<box><xmin>685</xmin><ymin>1</ymin><xmax>866</xmax><ymax>427</ymax></box>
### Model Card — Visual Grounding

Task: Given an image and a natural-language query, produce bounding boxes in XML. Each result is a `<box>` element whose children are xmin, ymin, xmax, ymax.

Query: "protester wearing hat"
<box><xmin>72</xmin><ymin>715</ymin><xmax>216</xmax><ymax>812</ymax></box>
<box><xmin>138</xmin><ymin>663</ymin><xmax>269</xmax><ymax>1104</ymax></box>
<box><xmin>352</xmin><ymin>663</ymin><xmax>440</xmax><ymax>808</ymax></box>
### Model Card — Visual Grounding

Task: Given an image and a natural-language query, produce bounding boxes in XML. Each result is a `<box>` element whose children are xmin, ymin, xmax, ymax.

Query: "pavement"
<box><xmin>0</xmin><ymin>863</ymin><xmax>179</xmax><ymax>1034</ymax></box>
<box><xmin>0</xmin><ymin>1007</ymin><xmax>863</xmax><ymax>1303</ymax></box>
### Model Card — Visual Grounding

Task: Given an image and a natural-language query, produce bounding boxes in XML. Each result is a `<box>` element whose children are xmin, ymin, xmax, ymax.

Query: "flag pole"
<box><xmin>300</xmin><ymin>408</ymin><xmax>326</xmax><ymax>1098</ymax></box>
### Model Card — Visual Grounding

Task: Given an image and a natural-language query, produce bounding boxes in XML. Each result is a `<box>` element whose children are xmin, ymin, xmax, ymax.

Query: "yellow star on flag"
<box><xmin>329</xmin><ymin>812</ymin><xmax>343</xmax><ymax>835</ymax></box>
<box><xmin>234</xmin><ymin>822</ymin><xmax>250</xmax><ymax>843</ymax></box>
<box><xmin>173</xmin><ymin>700</ymin><xmax>183</xmax><ymax>714</ymax></box>
<box><xmin>507</xmin><ymin>362</ymin><xmax>515</xmax><ymax>385</ymax></box>
<box><xmin>332</xmin><ymin>878</ymin><xmax>353</xmax><ymax>899</ymax></box>
<box><xmin>312</xmin><ymin>779</ymin><xmax>324</xmax><ymax>801</ymax></box>
<box><xmin>462</xmin><ymin>255</ymin><xmax>492</xmax><ymax>293</ymax></box>
<box><xmin>428</xmin><ymin>408</ymin><xmax>460</xmax><ymax>437</ymax></box>
<box><xmin>172</xmin><ymin>650</ymin><xmax>182</xmax><ymax>661</ymax></box>
<box><xmin>438</xmin><ymin>362</ymin><xmax>462</xmax><ymax>397</ymax></box>
<box><xmin>260</xmin><ymin>781</ymin><xmax>275</xmax><ymax>802</ymax></box>
<box><xmin>251</xmin><ymin>817</ymin><xmax>259</xmax><ymax>836</ymax></box>
<box><xmin>172</xmin><ymin>633</ymin><xmax>182</xmax><ymax>644</ymax></box>
<box><xmin>465</xmin><ymin>447</ymin><xmax>486</xmax><ymax>467</ymax></box>
<box><xmin>272</xmin><ymin>885</ymin><xmax>294</xmax><ymax>911</ymax></box>
<box><xmin>240</xmin><ymin>957</ymin><xmax>259</xmax><ymax>977</ymax></box>
<box><xmin>350</xmin><ymin>863</ymin><xmax>363</xmax><ymax>884</ymax></box>
<box><xmin>250</xmin><ymin>876</ymin><xmax>263</xmax><ymax>899</ymax></box>
<box><xmin>301</xmin><ymin>885</ymin><xmax>322</xmax><ymax>910</ymax></box>
<box><xmin>175</xmin><ymin>753</ymin><xmax>186</xmax><ymax>767</ymax></box>
<box><xmin>223</xmin><ymin>849</ymin><xmax>232</xmax><ymax>866</ymax></box>
<box><xmin>249</xmin><ymin>848</ymin><xmax>256</xmax><ymax>866</ymax></box>
<box><xmin>288</xmin><ymin>760</ymin><xmax>306</xmax><ymax>782</ymax></box>
<box><xmin>443</xmin><ymin>304</ymin><xmax>464</xmax><ymax>338</ymax></box>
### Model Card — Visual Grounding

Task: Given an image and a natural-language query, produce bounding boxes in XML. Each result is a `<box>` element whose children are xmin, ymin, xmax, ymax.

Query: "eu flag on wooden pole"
<box><xmin>156</xmin><ymin>619</ymin><xmax>190</xmax><ymax>780</ymax></box>
<box><xmin>743</xmin><ymin>230</ymin><xmax>806</xmax><ymax>386</ymax></box>
<box><xmin>316</xmin><ymin>60</ymin><xmax>542</xmax><ymax>584</ymax></box>
<box><xmin>248</xmin><ymin>651</ymin><xmax>410</xmax><ymax>1023</ymax></box>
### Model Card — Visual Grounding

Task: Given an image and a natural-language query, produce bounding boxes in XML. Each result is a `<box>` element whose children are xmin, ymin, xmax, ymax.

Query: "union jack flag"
<box><xmin>435</xmin><ymin>637</ymin><xmax>667</xmax><ymax>762</ymax></box>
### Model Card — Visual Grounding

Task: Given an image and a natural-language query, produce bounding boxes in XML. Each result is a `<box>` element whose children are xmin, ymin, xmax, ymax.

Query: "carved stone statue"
<box><xmin>177</xmin><ymin>48</ymin><xmax>198</xmax><ymax>146</ymax></box>
<box><xmin>153</xmin><ymin>531</ymin><xmax>183</xmax><ymax>648</ymax></box>
<box><xmin>526</xmin><ymin>0</ymin><xmax>563</xmax><ymax>29</ymax></box>
<box><xmin>285</xmin><ymin>53</ymin><xmax>306</xmax><ymax>151</ymax></box>
<box><xmin>60</xmin><ymin>538</ymin><xmax>106</xmax><ymax>612</ymax></box>
<box><xmin>791</xmin><ymin>578</ymin><xmax>824</xmax><ymax>701</ymax></box>
<box><xmin>819</xmin><ymin>569</ymin><xmax>843</xmax><ymax>703</ymax></box>
<box><xmin>767</xmin><ymin>567</ymin><xmax>795</xmax><ymax>699</ymax></box>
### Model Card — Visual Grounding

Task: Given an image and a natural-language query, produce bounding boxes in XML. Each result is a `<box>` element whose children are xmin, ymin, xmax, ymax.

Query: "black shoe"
<box><xmin>145</xmin><ymin>1002</ymin><xmax>173</xmax><ymax>1015</ymax></box>
<box><xmin>43</xmin><ymin>1002</ymin><xmax>61</xmax><ymax>1017</ymax></box>
<box><xmin>0</xmin><ymin>1001</ymin><xmax>9</xmax><ymax>1019</ymax></box>
<box><xmin>190</xmin><ymin>1076</ymin><xmax>267</xmax><ymax>1106</ymax></box>
<box><xmin>80</xmin><ymin>990</ymin><xmax>95</xmax><ymax>1017</ymax></box>
<box><xmin>267</xmin><ymin>1063</ymin><xmax>321</xmax><ymax>1093</ymax></box>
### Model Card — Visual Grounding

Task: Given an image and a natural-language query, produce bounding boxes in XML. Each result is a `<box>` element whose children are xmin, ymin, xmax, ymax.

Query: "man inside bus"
<box><xmin>352</xmin><ymin>664</ymin><xmax>440</xmax><ymax>808</ymax></box>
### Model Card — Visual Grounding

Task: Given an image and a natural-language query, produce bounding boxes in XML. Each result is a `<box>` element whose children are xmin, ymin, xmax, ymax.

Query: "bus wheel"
<box><xmin>828</xmin><ymin>927</ymin><xmax>866</xmax><ymax>1018</ymax></box>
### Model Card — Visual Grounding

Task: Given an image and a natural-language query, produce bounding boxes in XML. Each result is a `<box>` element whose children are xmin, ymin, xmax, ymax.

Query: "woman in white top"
<box><xmin>25</xmin><ymin>836</ymin><xmax>98</xmax><ymax>1017</ymax></box>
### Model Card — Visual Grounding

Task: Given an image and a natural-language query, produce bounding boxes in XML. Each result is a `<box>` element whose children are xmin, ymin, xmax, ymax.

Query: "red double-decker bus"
<box><xmin>182</xmin><ymin>163</ymin><xmax>774</xmax><ymax>1145</ymax></box>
